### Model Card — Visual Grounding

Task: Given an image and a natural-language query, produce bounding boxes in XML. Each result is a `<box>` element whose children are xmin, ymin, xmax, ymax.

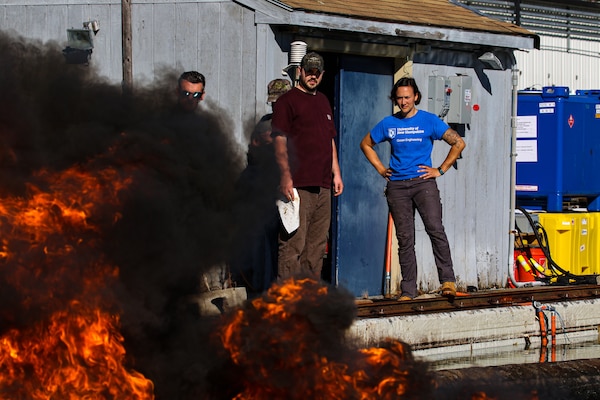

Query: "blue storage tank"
<box><xmin>516</xmin><ymin>87</ymin><xmax>600</xmax><ymax>211</ymax></box>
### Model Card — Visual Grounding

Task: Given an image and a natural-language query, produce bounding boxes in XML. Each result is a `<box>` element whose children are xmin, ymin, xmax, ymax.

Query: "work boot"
<box><xmin>397</xmin><ymin>295</ymin><xmax>413</xmax><ymax>301</ymax></box>
<box><xmin>441</xmin><ymin>281</ymin><xmax>456</xmax><ymax>298</ymax></box>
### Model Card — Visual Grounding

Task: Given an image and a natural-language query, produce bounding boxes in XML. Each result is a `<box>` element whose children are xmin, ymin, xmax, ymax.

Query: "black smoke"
<box><xmin>0</xmin><ymin>30</ymin><xmax>435</xmax><ymax>400</ymax></box>
<box><xmin>0</xmin><ymin>30</ymin><xmax>245</xmax><ymax>398</ymax></box>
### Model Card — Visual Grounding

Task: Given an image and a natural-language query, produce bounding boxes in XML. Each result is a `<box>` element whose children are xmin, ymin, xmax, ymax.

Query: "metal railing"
<box><xmin>457</xmin><ymin>0</ymin><xmax>600</xmax><ymax>41</ymax></box>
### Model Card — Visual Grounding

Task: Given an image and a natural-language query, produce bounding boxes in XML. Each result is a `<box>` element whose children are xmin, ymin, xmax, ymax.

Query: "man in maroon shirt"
<box><xmin>271</xmin><ymin>52</ymin><xmax>344</xmax><ymax>280</ymax></box>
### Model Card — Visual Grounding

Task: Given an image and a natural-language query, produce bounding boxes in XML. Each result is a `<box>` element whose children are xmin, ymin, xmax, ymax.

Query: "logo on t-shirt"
<box><xmin>387</xmin><ymin>128</ymin><xmax>397</xmax><ymax>139</ymax></box>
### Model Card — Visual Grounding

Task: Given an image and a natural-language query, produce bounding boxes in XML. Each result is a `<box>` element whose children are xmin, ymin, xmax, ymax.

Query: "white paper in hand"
<box><xmin>276</xmin><ymin>188</ymin><xmax>300</xmax><ymax>234</ymax></box>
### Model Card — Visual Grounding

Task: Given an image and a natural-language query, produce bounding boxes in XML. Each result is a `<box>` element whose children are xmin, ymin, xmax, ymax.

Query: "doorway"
<box><xmin>321</xmin><ymin>53</ymin><xmax>394</xmax><ymax>297</ymax></box>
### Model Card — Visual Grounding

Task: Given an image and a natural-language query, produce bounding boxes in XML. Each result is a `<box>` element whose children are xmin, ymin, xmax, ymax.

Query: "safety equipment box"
<box><xmin>516</xmin><ymin>87</ymin><xmax>600</xmax><ymax>211</ymax></box>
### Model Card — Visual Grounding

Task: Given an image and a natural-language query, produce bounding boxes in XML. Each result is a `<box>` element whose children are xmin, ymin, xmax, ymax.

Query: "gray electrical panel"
<box><xmin>427</xmin><ymin>76</ymin><xmax>451</xmax><ymax>118</ymax></box>
<box><xmin>448</xmin><ymin>75</ymin><xmax>472</xmax><ymax>124</ymax></box>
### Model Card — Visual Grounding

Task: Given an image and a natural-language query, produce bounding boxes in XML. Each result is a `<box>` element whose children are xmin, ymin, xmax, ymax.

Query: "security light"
<box><xmin>478</xmin><ymin>52</ymin><xmax>504</xmax><ymax>70</ymax></box>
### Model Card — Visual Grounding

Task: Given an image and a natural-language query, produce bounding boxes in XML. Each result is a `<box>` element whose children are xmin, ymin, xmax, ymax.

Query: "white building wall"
<box><xmin>515</xmin><ymin>36</ymin><xmax>600</xmax><ymax>92</ymax></box>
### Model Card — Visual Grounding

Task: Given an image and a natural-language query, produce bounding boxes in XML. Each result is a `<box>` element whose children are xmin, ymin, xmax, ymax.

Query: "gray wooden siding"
<box><xmin>130</xmin><ymin>1</ymin><xmax>258</xmax><ymax>143</ymax></box>
<box><xmin>0</xmin><ymin>0</ymin><xmax>263</xmax><ymax>144</ymax></box>
<box><xmin>412</xmin><ymin>65</ymin><xmax>512</xmax><ymax>292</ymax></box>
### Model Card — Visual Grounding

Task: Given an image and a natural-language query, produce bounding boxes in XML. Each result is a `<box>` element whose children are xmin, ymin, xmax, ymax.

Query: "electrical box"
<box><xmin>427</xmin><ymin>76</ymin><xmax>451</xmax><ymax>118</ymax></box>
<box><xmin>447</xmin><ymin>75</ymin><xmax>472</xmax><ymax>124</ymax></box>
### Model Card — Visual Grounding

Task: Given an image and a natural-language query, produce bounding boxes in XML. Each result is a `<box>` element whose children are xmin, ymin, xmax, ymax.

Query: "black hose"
<box><xmin>516</xmin><ymin>207</ymin><xmax>598</xmax><ymax>285</ymax></box>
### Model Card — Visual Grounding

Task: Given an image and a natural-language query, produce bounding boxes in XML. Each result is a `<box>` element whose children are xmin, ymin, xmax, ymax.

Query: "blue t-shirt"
<box><xmin>369</xmin><ymin>110</ymin><xmax>449</xmax><ymax>181</ymax></box>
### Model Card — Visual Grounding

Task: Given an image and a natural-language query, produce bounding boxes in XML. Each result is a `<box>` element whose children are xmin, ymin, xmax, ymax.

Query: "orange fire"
<box><xmin>216</xmin><ymin>279</ymin><xmax>544</xmax><ymax>400</ymax></box>
<box><xmin>0</xmin><ymin>302</ymin><xmax>153</xmax><ymax>399</ymax></box>
<box><xmin>0</xmin><ymin>165</ymin><xmax>154</xmax><ymax>398</ymax></box>
<box><xmin>218</xmin><ymin>277</ymin><xmax>431</xmax><ymax>399</ymax></box>
<box><xmin>0</xmin><ymin>162</ymin><xmax>543</xmax><ymax>399</ymax></box>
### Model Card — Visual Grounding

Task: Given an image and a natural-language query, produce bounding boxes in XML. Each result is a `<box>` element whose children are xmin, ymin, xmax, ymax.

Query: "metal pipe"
<box><xmin>384</xmin><ymin>212</ymin><xmax>393</xmax><ymax>298</ymax></box>
<box><xmin>508</xmin><ymin>65</ymin><xmax>545</xmax><ymax>288</ymax></box>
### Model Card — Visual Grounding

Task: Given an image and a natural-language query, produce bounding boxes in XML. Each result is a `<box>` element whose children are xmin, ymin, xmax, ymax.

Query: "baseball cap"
<box><xmin>301</xmin><ymin>52</ymin><xmax>324</xmax><ymax>73</ymax></box>
<box><xmin>267</xmin><ymin>79</ymin><xmax>292</xmax><ymax>103</ymax></box>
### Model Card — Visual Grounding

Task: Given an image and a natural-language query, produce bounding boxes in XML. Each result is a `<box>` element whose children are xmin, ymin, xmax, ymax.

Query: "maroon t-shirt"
<box><xmin>271</xmin><ymin>87</ymin><xmax>336</xmax><ymax>189</ymax></box>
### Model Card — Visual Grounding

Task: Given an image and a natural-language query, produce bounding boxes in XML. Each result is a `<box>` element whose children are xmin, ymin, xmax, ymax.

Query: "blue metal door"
<box><xmin>332</xmin><ymin>55</ymin><xmax>393</xmax><ymax>297</ymax></box>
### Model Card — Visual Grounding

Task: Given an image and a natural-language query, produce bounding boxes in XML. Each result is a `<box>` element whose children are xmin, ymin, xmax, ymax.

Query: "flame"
<box><xmin>0</xmin><ymin>302</ymin><xmax>153</xmax><ymax>399</ymax></box>
<box><xmin>0</xmin><ymin>165</ymin><xmax>154</xmax><ymax>398</ymax></box>
<box><xmin>0</xmin><ymin>166</ymin><xmax>126</xmax><ymax>308</ymax></box>
<box><xmin>218</xmin><ymin>278</ymin><xmax>430</xmax><ymax>399</ymax></box>
<box><xmin>216</xmin><ymin>278</ymin><xmax>543</xmax><ymax>400</ymax></box>
<box><xmin>0</xmin><ymin>158</ymin><xmax>543</xmax><ymax>399</ymax></box>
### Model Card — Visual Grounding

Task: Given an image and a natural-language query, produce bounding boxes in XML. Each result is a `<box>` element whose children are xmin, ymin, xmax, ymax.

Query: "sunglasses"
<box><xmin>302</xmin><ymin>68</ymin><xmax>322</xmax><ymax>78</ymax></box>
<box><xmin>180</xmin><ymin>90</ymin><xmax>203</xmax><ymax>99</ymax></box>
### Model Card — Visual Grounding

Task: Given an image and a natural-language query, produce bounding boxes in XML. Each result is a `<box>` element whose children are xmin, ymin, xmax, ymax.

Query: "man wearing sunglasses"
<box><xmin>176</xmin><ymin>71</ymin><xmax>206</xmax><ymax>113</ymax></box>
<box><xmin>271</xmin><ymin>52</ymin><xmax>344</xmax><ymax>281</ymax></box>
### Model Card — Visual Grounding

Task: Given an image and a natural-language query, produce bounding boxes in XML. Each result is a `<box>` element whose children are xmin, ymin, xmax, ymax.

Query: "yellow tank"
<box><xmin>588</xmin><ymin>213</ymin><xmax>600</xmax><ymax>275</ymax></box>
<box><xmin>538</xmin><ymin>212</ymin><xmax>595</xmax><ymax>275</ymax></box>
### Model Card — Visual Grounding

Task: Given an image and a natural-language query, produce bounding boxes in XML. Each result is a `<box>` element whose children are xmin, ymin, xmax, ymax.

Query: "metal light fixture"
<box><xmin>63</xmin><ymin>20</ymin><xmax>100</xmax><ymax>65</ymax></box>
<box><xmin>478</xmin><ymin>51</ymin><xmax>504</xmax><ymax>70</ymax></box>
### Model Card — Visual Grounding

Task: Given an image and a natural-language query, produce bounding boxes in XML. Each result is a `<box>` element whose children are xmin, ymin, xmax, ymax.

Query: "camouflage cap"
<box><xmin>301</xmin><ymin>52</ymin><xmax>324</xmax><ymax>73</ymax></box>
<box><xmin>267</xmin><ymin>79</ymin><xmax>292</xmax><ymax>103</ymax></box>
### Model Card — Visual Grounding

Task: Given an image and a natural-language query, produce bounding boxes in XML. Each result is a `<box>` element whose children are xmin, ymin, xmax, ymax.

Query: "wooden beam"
<box><xmin>122</xmin><ymin>0</ymin><xmax>133</xmax><ymax>95</ymax></box>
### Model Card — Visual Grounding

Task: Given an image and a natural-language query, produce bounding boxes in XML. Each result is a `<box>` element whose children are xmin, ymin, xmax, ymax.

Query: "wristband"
<box><xmin>438</xmin><ymin>167</ymin><xmax>445</xmax><ymax>176</ymax></box>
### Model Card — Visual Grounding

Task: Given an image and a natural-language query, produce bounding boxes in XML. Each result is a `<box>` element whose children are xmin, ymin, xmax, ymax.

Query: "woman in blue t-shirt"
<box><xmin>360</xmin><ymin>77</ymin><xmax>466</xmax><ymax>301</ymax></box>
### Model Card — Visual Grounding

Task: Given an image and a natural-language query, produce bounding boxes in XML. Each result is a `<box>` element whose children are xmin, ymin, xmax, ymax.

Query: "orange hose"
<box><xmin>538</xmin><ymin>310</ymin><xmax>548</xmax><ymax>347</ymax></box>
<box><xmin>539</xmin><ymin>345</ymin><xmax>548</xmax><ymax>363</ymax></box>
<box><xmin>551</xmin><ymin>311</ymin><xmax>557</xmax><ymax>347</ymax></box>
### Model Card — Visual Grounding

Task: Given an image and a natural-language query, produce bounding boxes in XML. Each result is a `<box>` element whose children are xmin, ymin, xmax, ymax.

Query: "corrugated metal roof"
<box><xmin>457</xmin><ymin>0</ymin><xmax>600</xmax><ymax>41</ymax></box>
<box><xmin>278</xmin><ymin>0</ymin><xmax>536</xmax><ymax>38</ymax></box>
